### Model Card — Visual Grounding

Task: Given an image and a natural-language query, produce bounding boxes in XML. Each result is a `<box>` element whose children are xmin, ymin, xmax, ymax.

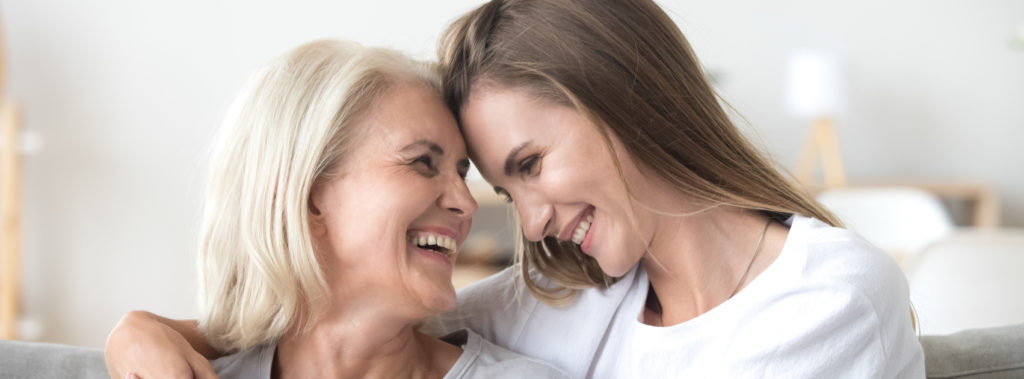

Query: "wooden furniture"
<box><xmin>1</xmin><ymin>19</ymin><xmax>22</xmax><ymax>340</ymax></box>
<box><xmin>795</xmin><ymin>117</ymin><xmax>847</xmax><ymax>189</ymax></box>
<box><xmin>1</xmin><ymin>99</ymin><xmax>20</xmax><ymax>341</ymax></box>
<box><xmin>816</xmin><ymin>186</ymin><xmax>955</xmax><ymax>267</ymax></box>
<box><xmin>836</xmin><ymin>180</ymin><xmax>1000</xmax><ymax>228</ymax></box>
<box><xmin>806</xmin><ymin>180</ymin><xmax>1000</xmax><ymax>229</ymax></box>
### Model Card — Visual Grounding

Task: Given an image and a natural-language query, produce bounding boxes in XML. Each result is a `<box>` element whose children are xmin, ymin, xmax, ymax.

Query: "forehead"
<box><xmin>459</xmin><ymin>87</ymin><xmax>571</xmax><ymax>174</ymax></box>
<box><xmin>460</xmin><ymin>88</ymin><xmax>532</xmax><ymax>144</ymax></box>
<box><xmin>355</xmin><ymin>82</ymin><xmax>466</xmax><ymax>153</ymax></box>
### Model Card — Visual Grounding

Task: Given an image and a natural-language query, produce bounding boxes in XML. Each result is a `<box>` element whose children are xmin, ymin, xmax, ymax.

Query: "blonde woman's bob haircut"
<box><xmin>197</xmin><ymin>39</ymin><xmax>441</xmax><ymax>353</ymax></box>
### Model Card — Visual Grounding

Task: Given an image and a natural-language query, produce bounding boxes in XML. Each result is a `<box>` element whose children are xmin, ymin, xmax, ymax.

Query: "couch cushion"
<box><xmin>0</xmin><ymin>340</ymin><xmax>106</xmax><ymax>379</ymax></box>
<box><xmin>921</xmin><ymin>323</ymin><xmax>1024</xmax><ymax>378</ymax></box>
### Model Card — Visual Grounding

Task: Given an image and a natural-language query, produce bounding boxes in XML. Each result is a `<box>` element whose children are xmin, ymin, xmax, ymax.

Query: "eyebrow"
<box><xmin>400</xmin><ymin>140</ymin><xmax>444</xmax><ymax>155</ymax></box>
<box><xmin>503</xmin><ymin>142</ymin><xmax>530</xmax><ymax>176</ymax></box>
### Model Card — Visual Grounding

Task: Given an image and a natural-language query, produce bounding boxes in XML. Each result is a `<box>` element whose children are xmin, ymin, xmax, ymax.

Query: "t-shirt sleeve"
<box><xmin>743</xmin><ymin>217</ymin><xmax>924</xmax><ymax>378</ymax></box>
<box><xmin>733</xmin><ymin>238</ymin><xmax>923</xmax><ymax>378</ymax></box>
<box><xmin>734</xmin><ymin>281</ymin><xmax>890</xmax><ymax>378</ymax></box>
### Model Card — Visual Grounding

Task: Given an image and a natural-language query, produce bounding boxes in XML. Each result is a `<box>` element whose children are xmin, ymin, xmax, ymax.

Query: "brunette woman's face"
<box><xmin>310</xmin><ymin>83</ymin><xmax>476</xmax><ymax>318</ymax></box>
<box><xmin>460</xmin><ymin>87</ymin><xmax>651</xmax><ymax>277</ymax></box>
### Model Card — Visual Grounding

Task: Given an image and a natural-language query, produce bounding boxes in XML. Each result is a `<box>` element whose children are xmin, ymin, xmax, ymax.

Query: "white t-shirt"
<box><xmin>429</xmin><ymin>216</ymin><xmax>925</xmax><ymax>378</ymax></box>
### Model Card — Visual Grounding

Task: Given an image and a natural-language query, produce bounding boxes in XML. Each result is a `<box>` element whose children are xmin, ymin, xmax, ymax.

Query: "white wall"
<box><xmin>662</xmin><ymin>0</ymin><xmax>1024</xmax><ymax>223</ymax></box>
<box><xmin>1</xmin><ymin>0</ymin><xmax>1021</xmax><ymax>348</ymax></box>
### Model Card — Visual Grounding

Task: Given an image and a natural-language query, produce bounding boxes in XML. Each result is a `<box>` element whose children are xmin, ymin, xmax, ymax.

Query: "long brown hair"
<box><xmin>440</xmin><ymin>0</ymin><xmax>839</xmax><ymax>303</ymax></box>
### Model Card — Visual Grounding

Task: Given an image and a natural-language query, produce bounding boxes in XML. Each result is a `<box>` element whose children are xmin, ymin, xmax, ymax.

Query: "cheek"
<box><xmin>542</xmin><ymin>151</ymin><xmax>603</xmax><ymax>193</ymax></box>
<box><xmin>325</xmin><ymin>185</ymin><xmax>422</xmax><ymax>260</ymax></box>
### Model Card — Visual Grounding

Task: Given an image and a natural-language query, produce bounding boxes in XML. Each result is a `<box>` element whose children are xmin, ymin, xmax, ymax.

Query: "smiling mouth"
<box><xmin>408</xmin><ymin>233</ymin><xmax>458</xmax><ymax>257</ymax></box>
<box><xmin>571</xmin><ymin>213</ymin><xmax>594</xmax><ymax>245</ymax></box>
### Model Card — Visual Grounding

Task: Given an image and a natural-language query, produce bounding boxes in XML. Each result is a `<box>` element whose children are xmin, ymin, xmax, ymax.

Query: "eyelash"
<box><xmin>413</xmin><ymin>155</ymin><xmax>436</xmax><ymax>173</ymax></box>
<box><xmin>518</xmin><ymin>154</ymin><xmax>541</xmax><ymax>176</ymax></box>
<box><xmin>495</xmin><ymin>188</ymin><xmax>513</xmax><ymax>203</ymax></box>
<box><xmin>494</xmin><ymin>154</ymin><xmax>542</xmax><ymax>204</ymax></box>
<box><xmin>414</xmin><ymin>155</ymin><xmax>471</xmax><ymax>181</ymax></box>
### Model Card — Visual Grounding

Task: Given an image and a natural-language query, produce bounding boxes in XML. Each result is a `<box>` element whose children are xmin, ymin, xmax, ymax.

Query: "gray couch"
<box><xmin>0</xmin><ymin>340</ymin><xmax>106</xmax><ymax>379</ymax></box>
<box><xmin>2</xmin><ymin>324</ymin><xmax>1023</xmax><ymax>378</ymax></box>
<box><xmin>920</xmin><ymin>323</ymin><xmax>1024</xmax><ymax>378</ymax></box>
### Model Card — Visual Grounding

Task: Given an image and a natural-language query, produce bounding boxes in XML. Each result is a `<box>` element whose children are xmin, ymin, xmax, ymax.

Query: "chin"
<box><xmin>422</xmin><ymin>283</ymin><xmax>458</xmax><ymax>313</ymax></box>
<box><xmin>598</xmin><ymin>262</ymin><xmax>634</xmax><ymax>278</ymax></box>
<box><xmin>594</xmin><ymin>250</ymin><xmax>640</xmax><ymax>278</ymax></box>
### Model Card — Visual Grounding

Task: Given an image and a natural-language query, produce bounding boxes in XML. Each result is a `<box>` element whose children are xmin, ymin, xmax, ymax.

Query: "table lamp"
<box><xmin>784</xmin><ymin>50</ymin><xmax>847</xmax><ymax>189</ymax></box>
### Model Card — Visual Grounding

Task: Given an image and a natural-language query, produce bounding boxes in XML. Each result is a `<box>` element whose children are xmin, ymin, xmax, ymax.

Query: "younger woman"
<box><xmin>107</xmin><ymin>1</ymin><xmax>924</xmax><ymax>377</ymax></box>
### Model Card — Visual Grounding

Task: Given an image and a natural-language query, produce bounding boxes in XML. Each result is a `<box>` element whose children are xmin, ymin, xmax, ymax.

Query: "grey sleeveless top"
<box><xmin>211</xmin><ymin>328</ymin><xmax>569</xmax><ymax>379</ymax></box>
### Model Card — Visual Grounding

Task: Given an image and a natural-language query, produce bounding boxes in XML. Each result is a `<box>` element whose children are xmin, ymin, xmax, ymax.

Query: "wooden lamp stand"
<box><xmin>794</xmin><ymin>116</ymin><xmax>847</xmax><ymax>189</ymax></box>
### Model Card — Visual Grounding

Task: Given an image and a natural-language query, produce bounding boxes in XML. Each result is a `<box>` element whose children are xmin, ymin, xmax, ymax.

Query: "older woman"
<box><xmin>109</xmin><ymin>1</ymin><xmax>923</xmax><ymax>377</ymax></box>
<box><xmin>105</xmin><ymin>39</ymin><xmax>566</xmax><ymax>379</ymax></box>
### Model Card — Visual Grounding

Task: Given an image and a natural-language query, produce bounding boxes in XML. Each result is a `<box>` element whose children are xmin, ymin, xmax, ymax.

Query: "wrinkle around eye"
<box><xmin>410</xmin><ymin>156</ymin><xmax>438</xmax><ymax>177</ymax></box>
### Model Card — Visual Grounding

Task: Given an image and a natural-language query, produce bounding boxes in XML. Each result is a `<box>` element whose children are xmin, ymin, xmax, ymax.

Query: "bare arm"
<box><xmin>105</xmin><ymin>311</ymin><xmax>220</xmax><ymax>379</ymax></box>
<box><xmin>149</xmin><ymin>313</ymin><xmax>221</xmax><ymax>359</ymax></box>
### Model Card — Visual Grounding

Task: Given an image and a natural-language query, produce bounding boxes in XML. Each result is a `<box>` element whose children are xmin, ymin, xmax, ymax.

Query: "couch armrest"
<box><xmin>0</xmin><ymin>340</ymin><xmax>106</xmax><ymax>379</ymax></box>
<box><xmin>921</xmin><ymin>323</ymin><xmax>1024</xmax><ymax>378</ymax></box>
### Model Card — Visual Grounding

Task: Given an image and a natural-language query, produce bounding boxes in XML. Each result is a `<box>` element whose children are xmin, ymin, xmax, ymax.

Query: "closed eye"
<box><xmin>412</xmin><ymin>155</ymin><xmax>437</xmax><ymax>175</ymax></box>
<box><xmin>518</xmin><ymin>154</ymin><xmax>540</xmax><ymax>176</ymax></box>
<box><xmin>457</xmin><ymin>159</ymin><xmax>471</xmax><ymax>180</ymax></box>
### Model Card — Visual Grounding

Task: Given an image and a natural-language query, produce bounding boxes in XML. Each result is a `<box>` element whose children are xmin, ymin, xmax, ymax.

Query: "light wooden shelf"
<box><xmin>807</xmin><ymin>179</ymin><xmax>1000</xmax><ymax>228</ymax></box>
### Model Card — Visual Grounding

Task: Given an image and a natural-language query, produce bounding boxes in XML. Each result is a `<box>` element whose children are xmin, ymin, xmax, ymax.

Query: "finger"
<box><xmin>186</xmin><ymin>348</ymin><xmax>219</xmax><ymax>379</ymax></box>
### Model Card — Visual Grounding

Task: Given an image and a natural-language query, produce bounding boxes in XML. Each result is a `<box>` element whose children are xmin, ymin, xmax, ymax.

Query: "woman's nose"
<box><xmin>515</xmin><ymin>192</ymin><xmax>552</xmax><ymax>242</ymax></box>
<box><xmin>439</xmin><ymin>176</ymin><xmax>479</xmax><ymax>219</ymax></box>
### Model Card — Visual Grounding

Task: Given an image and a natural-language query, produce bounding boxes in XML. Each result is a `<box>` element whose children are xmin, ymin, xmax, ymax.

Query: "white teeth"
<box><xmin>571</xmin><ymin>214</ymin><xmax>594</xmax><ymax>245</ymax></box>
<box><xmin>408</xmin><ymin>232</ymin><xmax>458</xmax><ymax>256</ymax></box>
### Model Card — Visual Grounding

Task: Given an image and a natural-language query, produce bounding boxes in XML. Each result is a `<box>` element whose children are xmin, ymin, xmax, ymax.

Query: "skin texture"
<box><xmin>460</xmin><ymin>86</ymin><xmax>789</xmax><ymax>326</ymax></box>
<box><xmin>107</xmin><ymin>83</ymin><xmax>478</xmax><ymax>379</ymax></box>
<box><xmin>310</xmin><ymin>82</ymin><xmax>475</xmax><ymax>324</ymax></box>
<box><xmin>280</xmin><ymin>82</ymin><xmax>476</xmax><ymax>378</ymax></box>
<box><xmin>104</xmin><ymin>84</ymin><xmax>789</xmax><ymax>378</ymax></box>
<box><xmin>459</xmin><ymin>86</ymin><xmax>651</xmax><ymax>278</ymax></box>
<box><xmin>105</xmin><ymin>311</ymin><xmax>218</xmax><ymax>379</ymax></box>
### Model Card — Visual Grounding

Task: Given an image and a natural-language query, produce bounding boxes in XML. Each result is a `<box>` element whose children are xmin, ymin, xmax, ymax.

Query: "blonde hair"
<box><xmin>440</xmin><ymin>0</ymin><xmax>839</xmax><ymax>304</ymax></box>
<box><xmin>197</xmin><ymin>39</ymin><xmax>440</xmax><ymax>352</ymax></box>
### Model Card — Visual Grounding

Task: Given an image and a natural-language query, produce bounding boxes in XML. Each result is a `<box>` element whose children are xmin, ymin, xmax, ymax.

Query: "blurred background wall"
<box><xmin>0</xmin><ymin>0</ymin><xmax>1020</xmax><ymax>348</ymax></box>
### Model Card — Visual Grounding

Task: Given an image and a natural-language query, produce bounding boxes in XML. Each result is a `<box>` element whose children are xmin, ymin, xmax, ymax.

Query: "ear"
<box><xmin>307</xmin><ymin>181</ymin><xmax>327</xmax><ymax>236</ymax></box>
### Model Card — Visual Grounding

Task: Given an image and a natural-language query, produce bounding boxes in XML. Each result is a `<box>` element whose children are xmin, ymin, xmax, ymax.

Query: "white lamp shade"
<box><xmin>784</xmin><ymin>50</ymin><xmax>844</xmax><ymax>118</ymax></box>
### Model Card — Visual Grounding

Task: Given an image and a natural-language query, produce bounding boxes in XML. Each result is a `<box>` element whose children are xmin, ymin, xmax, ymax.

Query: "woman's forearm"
<box><xmin>145</xmin><ymin>312</ymin><xmax>222</xmax><ymax>359</ymax></box>
<box><xmin>105</xmin><ymin>311</ymin><xmax>220</xmax><ymax>378</ymax></box>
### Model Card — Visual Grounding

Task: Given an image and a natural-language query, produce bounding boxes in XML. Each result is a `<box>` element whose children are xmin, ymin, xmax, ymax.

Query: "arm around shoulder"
<box><xmin>105</xmin><ymin>310</ymin><xmax>220</xmax><ymax>379</ymax></box>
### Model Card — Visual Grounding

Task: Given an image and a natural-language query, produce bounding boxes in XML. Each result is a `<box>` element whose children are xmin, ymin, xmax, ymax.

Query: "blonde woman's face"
<box><xmin>460</xmin><ymin>87</ymin><xmax>650</xmax><ymax>277</ymax></box>
<box><xmin>310</xmin><ymin>83</ymin><xmax>476</xmax><ymax>318</ymax></box>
